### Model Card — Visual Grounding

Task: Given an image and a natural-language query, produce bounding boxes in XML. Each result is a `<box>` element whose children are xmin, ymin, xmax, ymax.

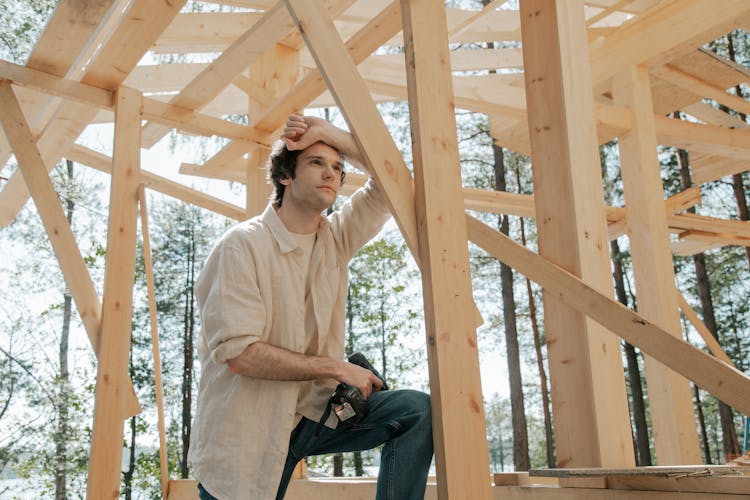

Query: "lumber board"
<box><xmin>0</xmin><ymin>0</ymin><xmax>187</xmax><ymax>227</ymax></box>
<box><xmin>282</xmin><ymin>0</ymin><xmax>420</xmax><ymax>260</ymax></box>
<box><xmin>152</xmin><ymin>12</ymin><xmax>265</xmax><ymax>53</ymax></box>
<box><xmin>86</xmin><ymin>86</ymin><xmax>143</xmax><ymax>499</ymax></box>
<box><xmin>589</xmin><ymin>0</ymin><xmax>750</xmax><ymax>92</ymax></box>
<box><xmin>465</xmin><ymin>215</ymin><xmax>750</xmax><ymax>417</ymax></box>
<box><xmin>140</xmin><ymin>1</ymin><xmax>297</xmax><ymax>147</ymax></box>
<box><xmin>676</xmin><ymin>290</ymin><xmax>734</xmax><ymax>366</ymax></box>
<box><xmin>531</xmin><ymin>464</ymin><xmax>749</xmax><ymax>477</ymax></box>
<box><xmin>613</xmin><ymin>63</ymin><xmax>701</xmax><ymax>464</ymax></box>
<box><xmin>401</xmin><ymin>0</ymin><xmax>491</xmax><ymax>497</ymax></box>
<box><xmin>520</xmin><ymin>0</ymin><xmax>634</xmax><ymax>468</ymax></box>
<box><xmin>0</xmin><ymin>81</ymin><xmax>141</xmax><ymax>418</ymax></box>
<box><xmin>65</xmin><ymin>144</ymin><xmax>246</xmax><ymax>221</ymax></box>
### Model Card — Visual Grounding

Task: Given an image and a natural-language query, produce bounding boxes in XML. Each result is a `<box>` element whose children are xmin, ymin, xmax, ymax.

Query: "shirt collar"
<box><xmin>261</xmin><ymin>204</ymin><xmax>330</xmax><ymax>254</ymax></box>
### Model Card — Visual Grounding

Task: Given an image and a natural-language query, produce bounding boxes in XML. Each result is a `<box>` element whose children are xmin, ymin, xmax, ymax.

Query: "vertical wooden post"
<box><xmin>87</xmin><ymin>85</ymin><xmax>143</xmax><ymax>499</ymax></box>
<box><xmin>612</xmin><ymin>64</ymin><xmax>702</xmax><ymax>464</ymax></box>
<box><xmin>519</xmin><ymin>0</ymin><xmax>635</xmax><ymax>468</ymax></box>
<box><xmin>246</xmin><ymin>44</ymin><xmax>299</xmax><ymax>217</ymax></box>
<box><xmin>401</xmin><ymin>1</ymin><xmax>491</xmax><ymax>498</ymax></box>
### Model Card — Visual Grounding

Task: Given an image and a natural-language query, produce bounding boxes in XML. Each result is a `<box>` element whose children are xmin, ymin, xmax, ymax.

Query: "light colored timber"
<box><xmin>86</xmin><ymin>86</ymin><xmax>143</xmax><ymax>499</ymax></box>
<box><xmin>283</xmin><ymin>0</ymin><xmax>419</xmax><ymax>260</ymax></box>
<box><xmin>66</xmin><ymin>144</ymin><xmax>246</xmax><ymax>221</ymax></box>
<box><xmin>675</xmin><ymin>290</ymin><xmax>734</xmax><ymax>366</ymax></box>
<box><xmin>0</xmin><ymin>0</ymin><xmax>187</xmax><ymax>228</ymax></box>
<box><xmin>465</xmin><ymin>214</ymin><xmax>750</xmax><ymax>417</ymax></box>
<box><xmin>520</xmin><ymin>0</ymin><xmax>634</xmax><ymax>468</ymax></box>
<box><xmin>589</xmin><ymin>0</ymin><xmax>750</xmax><ymax>93</ymax></box>
<box><xmin>0</xmin><ymin>80</ymin><xmax>141</xmax><ymax>419</ymax></box>
<box><xmin>0</xmin><ymin>59</ymin><xmax>274</xmax><ymax>150</ymax></box>
<box><xmin>0</xmin><ymin>0</ymin><xmax>118</xmax><ymax>163</ymax></box>
<box><xmin>139</xmin><ymin>1</ymin><xmax>297</xmax><ymax>148</ymax></box>
<box><xmin>613</xmin><ymin>64</ymin><xmax>701</xmax><ymax>464</ymax></box>
<box><xmin>245</xmin><ymin>44</ymin><xmax>298</xmax><ymax>217</ymax></box>
<box><xmin>158</xmin><ymin>0</ymin><xmax>400</xmax><ymax>173</ymax></box>
<box><xmin>137</xmin><ymin>185</ymin><xmax>169</xmax><ymax>499</ymax></box>
<box><xmin>401</xmin><ymin>0</ymin><xmax>491</xmax><ymax>497</ymax></box>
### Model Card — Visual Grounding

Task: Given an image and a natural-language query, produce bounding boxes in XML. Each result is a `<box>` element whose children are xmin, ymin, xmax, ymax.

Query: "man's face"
<box><xmin>281</xmin><ymin>141</ymin><xmax>343</xmax><ymax>212</ymax></box>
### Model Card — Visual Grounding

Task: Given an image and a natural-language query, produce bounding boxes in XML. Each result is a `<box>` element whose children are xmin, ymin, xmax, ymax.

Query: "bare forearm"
<box><xmin>226</xmin><ymin>341</ymin><xmax>342</xmax><ymax>381</ymax></box>
<box><xmin>225</xmin><ymin>341</ymin><xmax>384</xmax><ymax>397</ymax></box>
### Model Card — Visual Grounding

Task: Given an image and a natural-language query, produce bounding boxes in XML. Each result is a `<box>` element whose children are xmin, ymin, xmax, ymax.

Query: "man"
<box><xmin>189</xmin><ymin>114</ymin><xmax>434</xmax><ymax>499</ymax></box>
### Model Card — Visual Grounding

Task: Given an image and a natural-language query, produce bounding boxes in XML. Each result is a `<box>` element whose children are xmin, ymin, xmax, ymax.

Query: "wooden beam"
<box><xmin>86</xmin><ymin>86</ymin><xmax>143</xmax><ymax>499</ymax></box>
<box><xmin>283</xmin><ymin>0</ymin><xmax>419</xmax><ymax>260</ymax></box>
<box><xmin>465</xmin><ymin>215</ymin><xmax>750</xmax><ymax>417</ymax></box>
<box><xmin>245</xmin><ymin>44</ymin><xmax>298</xmax><ymax>217</ymax></box>
<box><xmin>0</xmin><ymin>0</ymin><xmax>187</xmax><ymax>227</ymax></box>
<box><xmin>613</xmin><ymin>64</ymin><xmax>701</xmax><ymax>464</ymax></box>
<box><xmin>0</xmin><ymin>81</ymin><xmax>141</xmax><ymax>418</ymax></box>
<box><xmin>520</xmin><ymin>0</ymin><xmax>634</xmax><ymax>468</ymax></box>
<box><xmin>0</xmin><ymin>58</ymin><xmax>274</xmax><ymax>148</ymax></box>
<box><xmin>65</xmin><ymin>144</ymin><xmax>246</xmax><ymax>221</ymax></box>
<box><xmin>401</xmin><ymin>0</ymin><xmax>491</xmax><ymax>497</ymax></box>
<box><xmin>140</xmin><ymin>1</ymin><xmax>297</xmax><ymax>147</ymax></box>
<box><xmin>191</xmin><ymin>1</ymin><xmax>403</xmax><ymax>176</ymax></box>
<box><xmin>676</xmin><ymin>290</ymin><xmax>734</xmax><ymax>366</ymax></box>
<box><xmin>589</xmin><ymin>0</ymin><xmax>750</xmax><ymax>92</ymax></box>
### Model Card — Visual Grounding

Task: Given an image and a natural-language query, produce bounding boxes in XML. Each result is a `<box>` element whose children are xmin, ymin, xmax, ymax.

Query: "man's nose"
<box><xmin>323</xmin><ymin>164</ymin><xmax>335</xmax><ymax>179</ymax></box>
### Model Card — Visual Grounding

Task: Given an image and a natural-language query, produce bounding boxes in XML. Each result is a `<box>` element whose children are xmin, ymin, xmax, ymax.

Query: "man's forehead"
<box><xmin>299</xmin><ymin>142</ymin><xmax>343</xmax><ymax>164</ymax></box>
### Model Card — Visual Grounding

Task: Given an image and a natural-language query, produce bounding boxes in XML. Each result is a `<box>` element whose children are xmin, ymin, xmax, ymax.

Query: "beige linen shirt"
<box><xmin>188</xmin><ymin>179</ymin><xmax>390</xmax><ymax>499</ymax></box>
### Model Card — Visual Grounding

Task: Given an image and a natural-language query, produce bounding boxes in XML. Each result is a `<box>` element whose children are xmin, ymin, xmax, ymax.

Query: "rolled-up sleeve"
<box><xmin>197</xmin><ymin>243</ymin><xmax>267</xmax><ymax>364</ymax></box>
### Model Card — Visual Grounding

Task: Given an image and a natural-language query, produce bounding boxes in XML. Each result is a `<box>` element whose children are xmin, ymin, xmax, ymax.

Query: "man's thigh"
<box><xmin>291</xmin><ymin>389</ymin><xmax>430</xmax><ymax>459</ymax></box>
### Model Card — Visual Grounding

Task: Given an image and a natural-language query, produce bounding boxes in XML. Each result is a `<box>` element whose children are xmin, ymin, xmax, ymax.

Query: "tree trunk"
<box><xmin>610</xmin><ymin>239</ymin><xmax>652</xmax><ymax>466</ymax></box>
<box><xmin>182</xmin><ymin>226</ymin><xmax>196</xmax><ymax>478</ymax></box>
<box><xmin>727</xmin><ymin>33</ymin><xmax>750</xmax><ymax>271</ymax></box>
<box><xmin>492</xmin><ymin>143</ymin><xmax>530</xmax><ymax>471</ymax></box>
<box><xmin>693</xmin><ymin>384</ymin><xmax>713</xmax><ymax>464</ymax></box>
<box><xmin>512</xmin><ymin>158</ymin><xmax>554</xmax><ymax>468</ymax></box>
<box><xmin>333</xmin><ymin>453</ymin><xmax>344</xmax><ymax>476</ymax></box>
<box><xmin>55</xmin><ymin>160</ymin><xmax>74</xmax><ymax>500</ymax></box>
<box><xmin>123</xmin><ymin>415</ymin><xmax>137</xmax><ymax>500</ymax></box>
<box><xmin>676</xmin><ymin>146</ymin><xmax>740</xmax><ymax>461</ymax></box>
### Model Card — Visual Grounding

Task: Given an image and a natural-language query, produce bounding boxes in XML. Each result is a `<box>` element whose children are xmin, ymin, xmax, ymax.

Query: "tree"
<box><xmin>490</xmin><ymin>141</ymin><xmax>530</xmax><ymax>471</ymax></box>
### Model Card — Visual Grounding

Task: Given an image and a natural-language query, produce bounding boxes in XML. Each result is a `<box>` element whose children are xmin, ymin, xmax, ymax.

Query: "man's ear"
<box><xmin>280</xmin><ymin>176</ymin><xmax>291</xmax><ymax>186</ymax></box>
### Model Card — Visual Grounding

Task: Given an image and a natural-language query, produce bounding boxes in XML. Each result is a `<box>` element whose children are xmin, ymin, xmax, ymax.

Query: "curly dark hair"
<box><xmin>266</xmin><ymin>140</ymin><xmax>346</xmax><ymax>207</ymax></box>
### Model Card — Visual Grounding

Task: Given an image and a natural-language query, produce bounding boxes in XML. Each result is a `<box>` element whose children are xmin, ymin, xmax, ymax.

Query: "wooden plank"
<box><xmin>401</xmin><ymin>0</ymin><xmax>491</xmax><ymax>498</ymax></box>
<box><xmin>520</xmin><ymin>0</ymin><xmax>634</xmax><ymax>468</ymax></box>
<box><xmin>465</xmin><ymin>214</ymin><xmax>750</xmax><ymax>417</ymax></box>
<box><xmin>140</xmin><ymin>1</ymin><xmax>297</xmax><ymax>147</ymax></box>
<box><xmin>589</xmin><ymin>0</ymin><xmax>750</xmax><ymax>92</ymax></box>
<box><xmin>532</xmin><ymin>464</ymin><xmax>749</xmax><ymax>477</ymax></box>
<box><xmin>65</xmin><ymin>144</ymin><xmax>246</xmax><ymax>221</ymax></box>
<box><xmin>608</xmin><ymin>475</ymin><xmax>750</xmax><ymax>495</ymax></box>
<box><xmin>653</xmin><ymin>64</ymin><xmax>750</xmax><ymax>118</ymax></box>
<box><xmin>0</xmin><ymin>81</ymin><xmax>141</xmax><ymax>418</ymax></box>
<box><xmin>86</xmin><ymin>86</ymin><xmax>143</xmax><ymax>499</ymax></box>
<box><xmin>137</xmin><ymin>185</ymin><xmax>169</xmax><ymax>499</ymax></box>
<box><xmin>245</xmin><ymin>44</ymin><xmax>298</xmax><ymax>217</ymax></box>
<box><xmin>668</xmin><ymin>213</ymin><xmax>750</xmax><ymax>240</ymax></box>
<box><xmin>0</xmin><ymin>0</ymin><xmax>187</xmax><ymax>227</ymax></box>
<box><xmin>676</xmin><ymin>290</ymin><xmax>734</xmax><ymax>366</ymax></box>
<box><xmin>283</xmin><ymin>0</ymin><xmax>420</xmax><ymax>260</ymax></box>
<box><xmin>152</xmin><ymin>12</ymin><xmax>265</xmax><ymax>53</ymax></box>
<box><xmin>0</xmin><ymin>81</ymin><xmax>102</xmax><ymax>344</ymax></box>
<box><xmin>613</xmin><ymin>64</ymin><xmax>701</xmax><ymax>464</ymax></box>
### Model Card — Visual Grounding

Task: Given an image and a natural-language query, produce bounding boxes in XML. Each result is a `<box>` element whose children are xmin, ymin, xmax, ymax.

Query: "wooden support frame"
<box><xmin>613</xmin><ymin>64</ymin><xmax>701</xmax><ymax>464</ymax></box>
<box><xmin>401</xmin><ymin>0</ymin><xmax>491</xmax><ymax>497</ymax></box>
<box><xmin>520</xmin><ymin>0</ymin><xmax>634</xmax><ymax>468</ymax></box>
<box><xmin>465</xmin><ymin>215</ymin><xmax>750</xmax><ymax>417</ymax></box>
<box><xmin>86</xmin><ymin>86</ymin><xmax>143</xmax><ymax>499</ymax></box>
<box><xmin>0</xmin><ymin>80</ymin><xmax>141</xmax><ymax>418</ymax></box>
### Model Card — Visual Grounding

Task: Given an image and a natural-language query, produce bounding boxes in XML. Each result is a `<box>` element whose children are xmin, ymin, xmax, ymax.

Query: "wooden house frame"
<box><xmin>1</xmin><ymin>0</ymin><xmax>750</xmax><ymax>498</ymax></box>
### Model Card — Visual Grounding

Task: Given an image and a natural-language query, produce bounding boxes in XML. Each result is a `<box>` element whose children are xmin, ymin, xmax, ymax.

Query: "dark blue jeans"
<box><xmin>199</xmin><ymin>389</ymin><xmax>433</xmax><ymax>500</ymax></box>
